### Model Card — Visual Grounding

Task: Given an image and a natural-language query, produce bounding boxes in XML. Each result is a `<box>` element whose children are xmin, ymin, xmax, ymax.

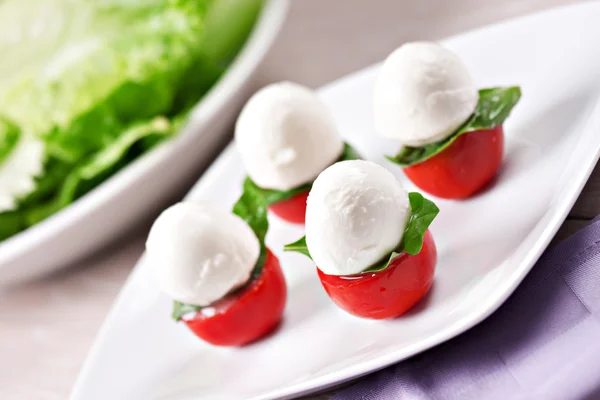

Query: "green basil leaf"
<box><xmin>283</xmin><ymin>192</ymin><xmax>439</xmax><ymax>271</ymax></box>
<box><xmin>0</xmin><ymin>117</ymin><xmax>20</xmax><ymax>166</ymax></box>
<box><xmin>339</xmin><ymin>141</ymin><xmax>362</xmax><ymax>162</ymax></box>
<box><xmin>283</xmin><ymin>236</ymin><xmax>311</xmax><ymax>259</ymax></box>
<box><xmin>232</xmin><ymin>176</ymin><xmax>270</xmax><ymax>279</ymax></box>
<box><xmin>402</xmin><ymin>192</ymin><xmax>439</xmax><ymax>255</ymax></box>
<box><xmin>172</xmin><ymin>301</ymin><xmax>203</xmax><ymax>321</ymax></box>
<box><xmin>246</xmin><ymin>142</ymin><xmax>362</xmax><ymax>205</ymax></box>
<box><xmin>388</xmin><ymin>86</ymin><xmax>521</xmax><ymax>167</ymax></box>
<box><xmin>245</xmin><ymin>178</ymin><xmax>311</xmax><ymax>207</ymax></box>
<box><xmin>363</xmin><ymin>251</ymin><xmax>401</xmax><ymax>273</ymax></box>
<box><xmin>233</xmin><ymin>177</ymin><xmax>269</xmax><ymax>243</ymax></box>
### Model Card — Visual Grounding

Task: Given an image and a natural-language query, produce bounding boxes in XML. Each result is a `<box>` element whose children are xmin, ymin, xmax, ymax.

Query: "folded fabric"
<box><xmin>333</xmin><ymin>217</ymin><xmax>600</xmax><ymax>400</ymax></box>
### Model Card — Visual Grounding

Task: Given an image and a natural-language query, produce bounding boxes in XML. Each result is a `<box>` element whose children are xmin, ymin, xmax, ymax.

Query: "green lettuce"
<box><xmin>0</xmin><ymin>117</ymin><xmax>178</xmax><ymax>240</ymax></box>
<box><xmin>2</xmin><ymin>0</ymin><xmax>210</xmax><ymax>161</ymax></box>
<box><xmin>0</xmin><ymin>117</ymin><xmax>20</xmax><ymax>165</ymax></box>
<box><xmin>0</xmin><ymin>0</ymin><xmax>264</xmax><ymax>242</ymax></box>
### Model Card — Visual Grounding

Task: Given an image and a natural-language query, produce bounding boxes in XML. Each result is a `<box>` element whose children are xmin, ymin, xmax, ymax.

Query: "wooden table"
<box><xmin>0</xmin><ymin>1</ymin><xmax>589</xmax><ymax>399</ymax></box>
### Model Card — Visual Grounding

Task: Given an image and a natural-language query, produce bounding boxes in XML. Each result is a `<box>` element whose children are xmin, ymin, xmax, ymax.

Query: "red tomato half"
<box><xmin>403</xmin><ymin>125</ymin><xmax>504</xmax><ymax>199</ymax></box>
<box><xmin>268</xmin><ymin>190</ymin><xmax>309</xmax><ymax>224</ymax></box>
<box><xmin>317</xmin><ymin>230</ymin><xmax>437</xmax><ymax>319</ymax></box>
<box><xmin>184</xmin><ymin>249</ymin><xmax>287</xmax><ymax>346</ymax></box>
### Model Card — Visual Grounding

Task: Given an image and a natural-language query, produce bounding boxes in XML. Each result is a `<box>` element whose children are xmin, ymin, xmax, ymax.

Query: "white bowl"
<box><xmin>0</xmin><ymin>0</ymin><xmax>289</xmax><ymax>285</ymax></box>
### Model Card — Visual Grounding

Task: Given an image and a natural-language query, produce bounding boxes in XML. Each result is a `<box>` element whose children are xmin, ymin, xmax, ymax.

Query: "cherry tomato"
<box><xmin>403</xmin><ymin>125</ymin><xmax>504</xmax><ymax>199</ymax></box>
<box><xmin>184</xmin><ymin>249</ymin><xmax>287</xmax><ymax>346</ymax></box>
<box><xmin>317</xmin><ymin>230</ymin><xmax>437</xmax><ymax>319</ymax></box>
<box><xmin>268</xmin><ymin>190</ymin><xmax>309</xmax><ymax>224</ymax></box>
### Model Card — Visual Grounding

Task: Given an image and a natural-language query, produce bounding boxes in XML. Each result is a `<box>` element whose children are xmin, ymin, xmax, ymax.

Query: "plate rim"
<box><xmin>71</xmin><ymin>2</ymin><xmax>600</xmax><ymax>399</ymax></box>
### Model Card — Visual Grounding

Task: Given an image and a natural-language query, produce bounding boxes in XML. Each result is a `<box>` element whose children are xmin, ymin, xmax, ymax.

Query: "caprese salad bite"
<box><xmin>235</xmin><ymin>82</ymin><xmax>360</xmax><ymax>224</ymax></box>
<box><xmin>284</xmin><ymin>160</ymin><xmax>439</xmax><ymax>319</ymax></box>
<box><xmin>146</xmin><ymin>195</ymin><xmax>286</xmax><ymax>346</ymax></box>
<box><xmin>374</xmin><ymin>41</ymin><xmax>521</xmax><ymax>199</ymax></box>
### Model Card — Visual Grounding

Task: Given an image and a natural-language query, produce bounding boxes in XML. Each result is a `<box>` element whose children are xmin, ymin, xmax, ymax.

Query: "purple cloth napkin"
<box><xmin>333</xmin><ymin>218</ymin><xmax>600</xmax><ymax>400</ymax></box>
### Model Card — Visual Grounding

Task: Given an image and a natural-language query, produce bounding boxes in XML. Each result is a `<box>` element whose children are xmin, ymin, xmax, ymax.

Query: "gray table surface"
<box><xmin>0</xmin><ymin>1</ymin><xmax>591</xmax><ymax>399</ymax></box>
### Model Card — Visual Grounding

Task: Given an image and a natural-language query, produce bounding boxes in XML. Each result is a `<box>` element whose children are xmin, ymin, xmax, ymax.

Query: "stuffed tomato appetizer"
<box><xmin>235</xmin><ymin>82</ymin><xmax>360</xmax><ymax>224</ymax></box>
<box><xmin>146</xmin><ymin>200</ymin><xmax>286</xmax><ymax>346</ymax></box>
<box><xmin>285</xmin><ymin>160</ymin><xmax>439</xmax><ymax>319</ymax></box>
<box><xmin>374</xmin><ymin>41</ymin><xmax>521</xmax><ymax>199</ymax></box>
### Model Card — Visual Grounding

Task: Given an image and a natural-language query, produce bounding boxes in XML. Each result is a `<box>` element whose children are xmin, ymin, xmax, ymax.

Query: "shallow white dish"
<box><xmin>0</xmin><ymin>0</ymin><xmax>289</xmax><ymax>285</ymax></box>
<box><xmin>72</xmin><ymin>3</ymin><xmax>600</xmax><ymax>399</ymax></box>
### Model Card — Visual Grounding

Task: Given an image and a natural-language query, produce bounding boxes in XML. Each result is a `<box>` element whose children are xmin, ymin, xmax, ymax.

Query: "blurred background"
<box><xmin>0</xmin><ymin>0</ymin><xmax>586</xmax><ymax>399</ymax></box>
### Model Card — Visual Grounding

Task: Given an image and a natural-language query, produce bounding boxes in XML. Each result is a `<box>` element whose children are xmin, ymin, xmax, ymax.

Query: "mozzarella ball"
<box><xmin>146</xmin><ymin>202</ymin><xmax>260</xmax><ymax>306</ymax></box>
<box><xmin>305</xmin><ymin>160</ymin><xmax>410</xmax><ymax>275</ymax></box>
<box><xmin>373</xmin><ymin>41</ymin><xmax>478</xmax><ymax>146</ymax></box>
<box><xmin>235</xmin><ymin>82</ymin><xmax>344</xmax><ymax>191</ymax></box>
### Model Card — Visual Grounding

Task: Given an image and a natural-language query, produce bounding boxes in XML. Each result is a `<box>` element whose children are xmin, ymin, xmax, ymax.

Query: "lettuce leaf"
<box><xmin>0</xmin><ymin>117</ymin><xmax>20</xmax><ymax>166</ymax></box>
<box><xmin>1</xmin><ymin>0</ymin><xmax>264</xmax><ymax>161</ymax></box>
<box><xmin>0</xmin><ymin>211</ymin><xmax>23</xmax><ymax>242</ymax></box>
<box><xmin>0</xmin><ymin>0</ymin><xmax>210</xmax><ymax>162</ymax></box>
<box><xmin>0</xmin><ymin>0</ymin><xmax>264</xmax><ymax>242</ymax></box>
<box><xmin>0</xmin><ymin>116</ymin><xmax>176</xmax><ymax>240</ymax></box>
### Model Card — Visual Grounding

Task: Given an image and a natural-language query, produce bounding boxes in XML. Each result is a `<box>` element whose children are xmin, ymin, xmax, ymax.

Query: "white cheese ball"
<box><xmin>235</xmin><ymin>82</ymin><xmax>344</xmax><ymax>191</ymax></box>
<box><xmin>305</xmin><ymin>160</ymin><xmax>410</xmax><ymax>276</ymax></box>
<box><xmin>146</xmin><ymin>202</ymin><xmax>260</xmax><ymax>307</ymax></box>
<box><xmin>373</xmin><ymin>41</ymin><xmax>478</xmax><ymax>147</ymax></box>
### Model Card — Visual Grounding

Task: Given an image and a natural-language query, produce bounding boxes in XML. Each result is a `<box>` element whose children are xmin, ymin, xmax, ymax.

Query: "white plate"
<box><xmin>71</xmin><ymin>3</ymin><xmax>600</xmax><ymax>400</ymax></box>
<box><xmin>0</xmin><ymin>0</ymin><xmax>289</xmax><ymax>285</ymax></box>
